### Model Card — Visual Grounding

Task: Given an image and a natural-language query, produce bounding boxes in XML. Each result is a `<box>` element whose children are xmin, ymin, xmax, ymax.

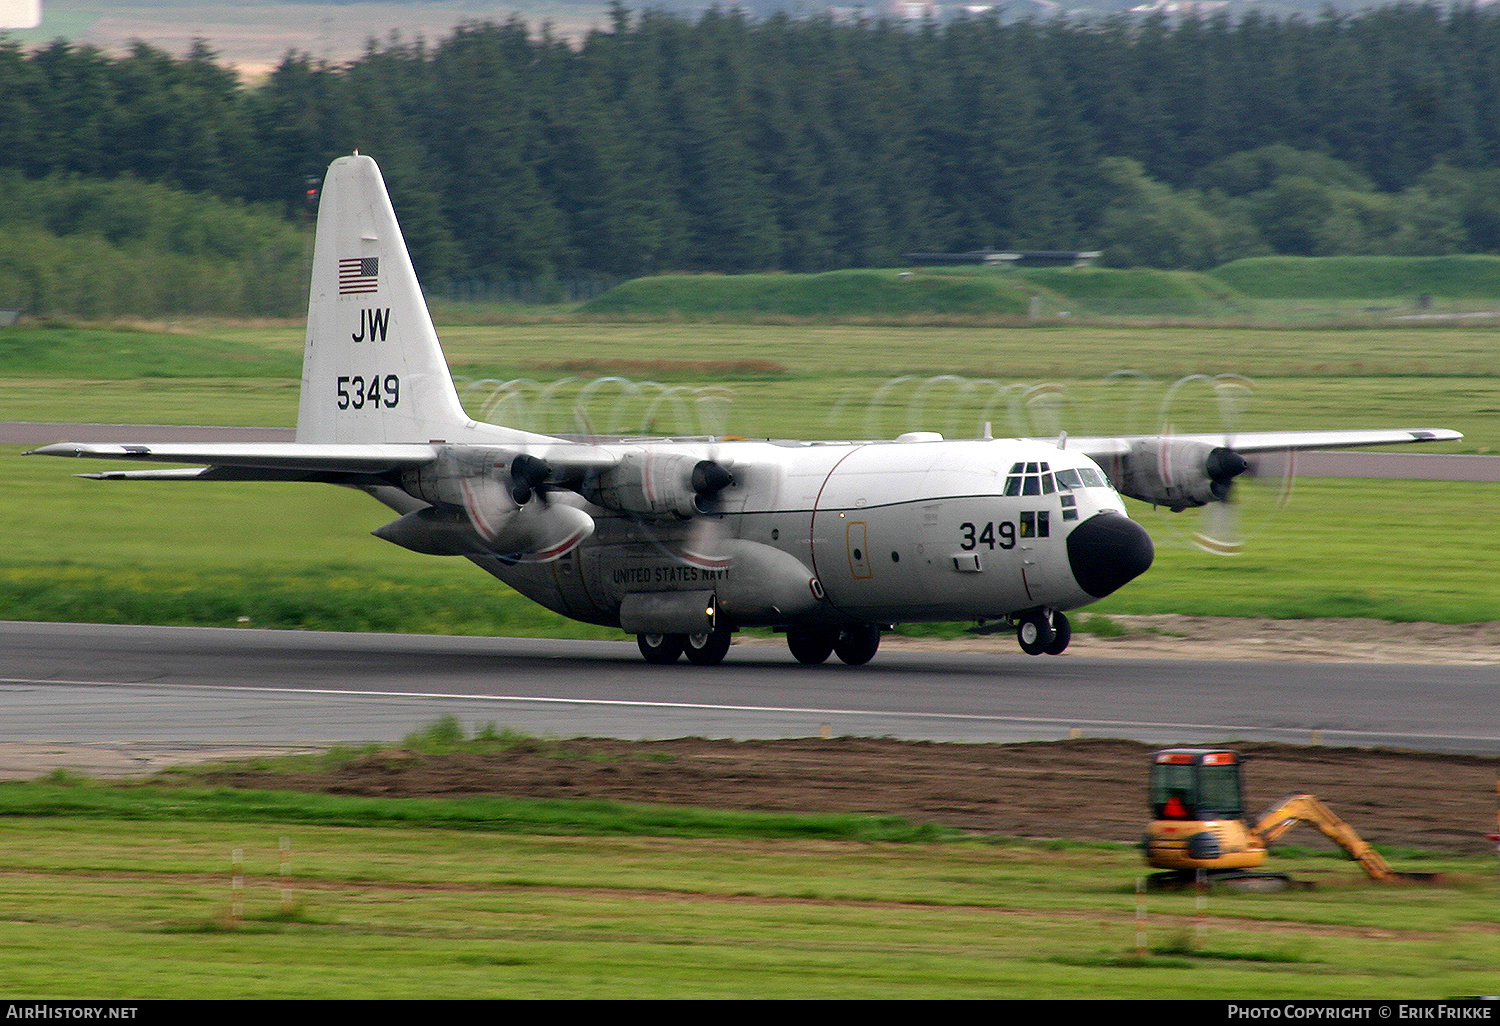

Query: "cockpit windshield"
<box><xmin>1006</xmin><ymin>462</ymin><xmax>1111</xmax><ymax>496</ymax></box>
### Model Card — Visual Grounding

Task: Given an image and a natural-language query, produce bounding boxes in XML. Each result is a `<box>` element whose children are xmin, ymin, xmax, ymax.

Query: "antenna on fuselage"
<box><xmin>1057</xmin><ymin>431</ymin><xmax>1068</xmax><ymax>449</ymax></box>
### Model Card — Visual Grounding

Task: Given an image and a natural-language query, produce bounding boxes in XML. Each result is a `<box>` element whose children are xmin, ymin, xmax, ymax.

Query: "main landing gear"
<box><xmin>785</xmin><ymin>624</ymin><xmax>882</xmax><ymax>666</ymax></box>
<box><xmin>1016</xmin><ymin>609</ymin><xmax>1071</xmax><ymax>656</ymax></box>
<box><xmin>636</xmin><ymin>624</ymin><xmax>885</xmax><ymax>667</ymax></box>
<box><xmin>636</xmin><ymin>628</ymin><xmax>734</xmax><ymax>666</ymax></box>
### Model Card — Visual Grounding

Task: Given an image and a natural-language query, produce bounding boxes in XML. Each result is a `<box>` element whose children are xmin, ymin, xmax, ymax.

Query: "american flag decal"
<box><xmin>338</xmin><ymin>257</ymin><xmax>379</xmax><ymax>295</ymax></box>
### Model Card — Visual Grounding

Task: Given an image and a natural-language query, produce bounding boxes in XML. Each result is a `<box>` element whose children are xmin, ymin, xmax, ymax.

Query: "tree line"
<box><xmin>4</xmin><ymin>3</ymin><xmax>1500</xmax><ymax>285</ymax></box>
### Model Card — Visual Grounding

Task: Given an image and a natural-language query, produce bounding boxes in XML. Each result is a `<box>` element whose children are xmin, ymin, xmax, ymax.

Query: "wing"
<box><xmin>1059</xmin><ymin>427</ymin><xmax>1462</xmax><ymax>459</ymax></box>
<box><xmin>25</xmin><ymin>440</ymin><xmax>623</xmax><ymax>484</ymax></box>
<box><xmin>1049</xmin><ymin>427</ymin><xmax>1463</xmax><ymax>510</ymax></box>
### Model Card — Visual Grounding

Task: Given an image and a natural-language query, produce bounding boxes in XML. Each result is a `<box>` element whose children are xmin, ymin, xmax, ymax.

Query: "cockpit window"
<box><xmin>1010</xmin><ymin>462</ymin><xmax>1109</xmax><ymax>496</ymax></box>
<box><xmin>1005</xmin><ymin>461</ymin><xmax>1057</xmax><ymax>496</ymax></box>
<box><xmin>1051</xmin><ymin>466</ymin><xmax>1111</xmax><ymax>490</ymax></box>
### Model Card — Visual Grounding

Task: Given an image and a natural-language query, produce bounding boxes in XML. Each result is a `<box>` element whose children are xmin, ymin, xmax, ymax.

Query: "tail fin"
<box><xmin>296</xmin><ymin>154</ymin><xmax>471</xmax><ymax>444</ymax></box>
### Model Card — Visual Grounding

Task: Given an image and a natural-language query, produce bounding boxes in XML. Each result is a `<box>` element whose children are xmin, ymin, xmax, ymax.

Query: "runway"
<box><xmin>4</xmin><ymin>621</ymin><xmax>1497</xmax><ymax>755</ymax></box>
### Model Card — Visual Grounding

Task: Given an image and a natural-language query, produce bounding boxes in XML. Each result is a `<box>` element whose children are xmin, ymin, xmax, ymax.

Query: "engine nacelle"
<box><xmin>392</xmin><ymin>448</ymin><xmax>594</xmax><ymax>560</ymax></box>
<box><xmin>586</xmin><ymin>451</ymin><xmax>732</xmax><ymax>519</ymax></box>
<box><xmin>1115</xmin><ymin>440</ymin><xmax>1248</xmax><ymax>511</ymax></box>
<box><xmin>401</xmin><ymin>448</ymin><xmax>502</xmax><ymax>508</ymax></box>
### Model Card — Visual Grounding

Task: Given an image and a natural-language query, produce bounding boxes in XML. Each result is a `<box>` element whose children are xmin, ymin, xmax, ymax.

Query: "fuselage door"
<box><xmin>847</xmin><ymin>520</ymin><xmax>872</xmax><ymax>579</ymax></box>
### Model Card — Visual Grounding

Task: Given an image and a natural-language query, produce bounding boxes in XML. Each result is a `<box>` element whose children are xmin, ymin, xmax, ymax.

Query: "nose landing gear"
<box><xmin>1016</xmin><ymin>609</ymin><xmax>1071</xmax><ymax>656</ymax></box>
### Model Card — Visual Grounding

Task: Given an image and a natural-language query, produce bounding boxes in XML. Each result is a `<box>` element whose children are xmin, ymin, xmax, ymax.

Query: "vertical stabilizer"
<box><xmin>296</xmin><ymin>154</ymin><xmax>472</xmax><ymax>444</ymax></box>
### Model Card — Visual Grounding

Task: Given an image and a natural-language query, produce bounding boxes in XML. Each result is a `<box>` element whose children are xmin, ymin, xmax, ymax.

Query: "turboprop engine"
<box><xmin>585</xmin><ymin>451</ymin><xmax>735</xmax><ymax>519</ymax></box>
<box><xmin>376</xmin><ymin>449</ymin><xmax>595</xmax><ymax>561</ymax></box>
<box><xmin>1114</xmin><ymin>439</ymin><xmax>1249</xmax><ymax>511</ymax></box>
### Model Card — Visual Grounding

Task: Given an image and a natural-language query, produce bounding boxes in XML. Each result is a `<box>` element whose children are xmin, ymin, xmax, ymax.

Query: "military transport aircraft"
<box><xmin>28</xmin><ymin>155</ymin><xmax>1462</xmax><ymax>666</ymax></box>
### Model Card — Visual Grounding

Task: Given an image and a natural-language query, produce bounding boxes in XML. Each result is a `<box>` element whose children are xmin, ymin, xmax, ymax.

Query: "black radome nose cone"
<box><xmin>1067</xmin><ymin>513</ymin><xmax>1155</xmax><ymax>598</ymax></box>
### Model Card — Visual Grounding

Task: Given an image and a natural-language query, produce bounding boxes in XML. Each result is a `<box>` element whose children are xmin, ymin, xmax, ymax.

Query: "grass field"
<box><xmin>581</xmin><ymin>268</ymin><xmax>1035</xmax><ymax>318</ymax></box>
<box><xmin>1212</xmin><ymin>255</ymin><xmax>1500</xmax><ymax>300</ymax></box>
<box><xmin>578</xmin><ymin>259</ymin><xmax>1500</xmax><ymax>324</ymax></box>
<box><xmin>8</xmin><ymin>320</ymin><xmax>1497</xmax><ymax>446</ymax></box>
<box><xmin>0</xmin><ymin>792</ymin><xmax>1492</xmax><ymax>999</ymax></box>
<box><xmin>3</xmin><ymin>315</ymin><xmax>1497</xmax><ymax>999</ymax></box>
<box><xmin>5</xmin><ymin>316</ymin><xmax>1496</xmax><ymax>633</ymax></box>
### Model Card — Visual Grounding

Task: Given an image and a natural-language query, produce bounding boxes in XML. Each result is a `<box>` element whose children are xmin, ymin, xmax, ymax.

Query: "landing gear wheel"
<box><xmin>833</xmin><ymin>624</ymin><xmax>881</xmax><ymax>665</ymax></box>
<box><xmin>1016</xmin><ymin>611</ymin><xmax>1055</xmax><ymax>656</ymax></box>
<box><xmin>683</xmin><ymin>628</ymin><xmax>733</xmax><ymax>666</ymax></box>
<box><xmin>637</xmin><ymin>633</ymin><xmax>684</xmax><ymax>665</ymax></box>
<box><xmin>786</xmin><ymin>628</ymin><xmax>836</xmax><ymax>665</ymax></box>
<box><xmin>1043</xmin><ymin>612</ymin><xmax>1071</xmax><ymax>655</ymax></box>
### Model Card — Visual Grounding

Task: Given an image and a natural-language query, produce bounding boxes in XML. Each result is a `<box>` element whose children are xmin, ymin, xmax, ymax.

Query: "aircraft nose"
<box><xmin>1066</xmin><ymin>513</ymin><xmax>1155</xmax><ymax>598</ymax></box>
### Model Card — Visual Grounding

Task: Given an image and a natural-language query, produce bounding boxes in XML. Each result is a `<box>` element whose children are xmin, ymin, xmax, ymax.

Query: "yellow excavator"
<box><xmin>1143</xmin><ymin>748</ymin><xmax>1433</xmax><ymax>888</ymax></box>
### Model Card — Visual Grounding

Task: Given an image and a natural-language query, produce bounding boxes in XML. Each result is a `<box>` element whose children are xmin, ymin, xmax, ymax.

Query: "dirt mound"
<box><xmin>196</xmin><ymin>736</ymin><xmax>1500</xmax><ymax>856</ymax></box>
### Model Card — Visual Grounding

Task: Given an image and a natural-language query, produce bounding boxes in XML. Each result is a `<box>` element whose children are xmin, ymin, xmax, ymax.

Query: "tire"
<box><xmin>833</xmin><ymin>624</ymin><xmax>881</xmax><ymax>665</ymax></box>
<box><xmin>1044</xmin><ymin>612</ymin><xmax>1072</xmax><ymax>655</ymax></box>
<box><xmin>786</xmin><ymin>628</ymin><xmax>836</xmax><ymax>665</ymax></box>
<box><xmin>683</xmin><ymin>628</ymin><xmax>733</xmax><ymax>666</ymax></box>
<box><xmin>1016</xmin><ymin>611</ymin><xmax>1055</xmax><ymax>656</ymax></box>
<box><xmin>637</xmin><ymin>633</ymin><xmax>684</xmax><ymax>665</ymax></box>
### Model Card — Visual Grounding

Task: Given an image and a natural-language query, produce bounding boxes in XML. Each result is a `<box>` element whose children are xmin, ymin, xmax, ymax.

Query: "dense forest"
<box><xmin>4</xmin><ymin>3</ymin><xmax>1500</xmax><ymax>294</ymax></box>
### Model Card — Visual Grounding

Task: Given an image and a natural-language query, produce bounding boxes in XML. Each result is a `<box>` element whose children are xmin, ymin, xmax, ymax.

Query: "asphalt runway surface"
<box><xmin>4</xmin><ymin>621</ymin><xmax>1497</xmax><ymax>755</ymax></box>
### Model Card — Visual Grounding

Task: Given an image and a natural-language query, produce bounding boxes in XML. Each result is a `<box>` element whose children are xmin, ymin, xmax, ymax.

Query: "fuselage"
<box><xmin>475</xmin><ymin>435</ymin><xmax>1153</xmax><ymax>631</ymax></box>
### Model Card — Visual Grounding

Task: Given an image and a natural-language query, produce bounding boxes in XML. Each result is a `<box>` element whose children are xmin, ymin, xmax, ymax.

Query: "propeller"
<box><xmin>1154</xmin><ymin>374</ymin><xmax>1293</xmax><ymax>556</ymax></box>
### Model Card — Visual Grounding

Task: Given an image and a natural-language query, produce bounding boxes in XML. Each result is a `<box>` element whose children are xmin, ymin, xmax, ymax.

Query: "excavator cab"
<box><xmin>1144</xmin><ymin>748</ymin><xmax>1268</xmax><ymax>874</ymax></box>
<box><xmin>1150</xmin><ymin>749</ymin><xmax>1245</xmax><ymax>821</ymax></box>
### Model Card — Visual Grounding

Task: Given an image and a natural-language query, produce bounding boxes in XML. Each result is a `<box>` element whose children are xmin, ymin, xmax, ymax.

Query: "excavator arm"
<box><xmin>1253</xmin><ymin>794</ymin><xmax>1398</xmax><ymax>882</ymax></box>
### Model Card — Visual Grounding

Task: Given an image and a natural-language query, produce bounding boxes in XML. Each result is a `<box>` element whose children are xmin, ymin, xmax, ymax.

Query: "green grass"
<box><xmin>582</xmin><ymin>268</ymin><xmax>1034</xmax><ymax>319</ymax></box>
<box><xmin>0</xmin><ymin>780</ymin><xmax>952</xmax><ymax>841</ymax></box>
<box><xmin>1211</xmin><ymin>254</ymin><xmax>1500</xmax><ymax>299</ymax></box>
<box><xmin>0</xmin><ymin>806</ymin><xmax>1489</xmax><ymax>998</ymax></box>
<box><xmin>1096</xmin><ymin>479</ymin><xmax>1500</xmax><ymax>622</ymax></box>
<box><xmin>1006</xmin><ymin>266</ymin><xmax>1251</xmax><ymax>318</ymax></box>
<box><xmin>0</xmin><ymin>323</ymin><xmax>303</xmax><ymax>379</ymax></box>
<box><xmin>578</xmin><ymin>259</ymin><xmax>1500</xmax><ymax>323</ymax></box>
